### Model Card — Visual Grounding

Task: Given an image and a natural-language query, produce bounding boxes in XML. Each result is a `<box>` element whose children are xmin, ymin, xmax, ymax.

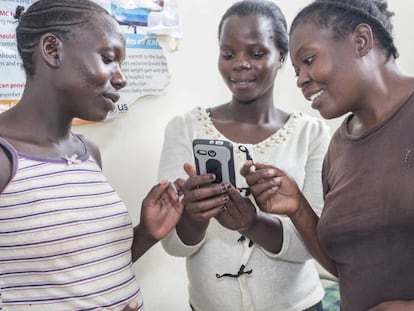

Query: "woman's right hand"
<box><xmin>240</xmin><ymin>161</ymin><xmax>303</xmax><ymax>217</ymax></box>
<box><xmin>175</xmin><ymin>163</ymin><xmax>231</xmax><ymax>222</ymax></box>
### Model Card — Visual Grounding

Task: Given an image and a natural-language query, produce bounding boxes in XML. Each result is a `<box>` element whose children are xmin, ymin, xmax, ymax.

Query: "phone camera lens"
<box><xmin>208</xmin><ymin>150</ymin><xmax>216</xmax><ymax>157</ymax></box>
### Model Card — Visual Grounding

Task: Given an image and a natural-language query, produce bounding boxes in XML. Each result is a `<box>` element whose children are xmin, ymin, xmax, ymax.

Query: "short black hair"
<box><xmin>15</xmin><ymin>0</ymin><xmax>110</xmax><ymax>77</ymax></box>
<box><xmin>290</xmin><ymin>0</ymin><xmax>398</xmax><ymax>60</ymax></box>
<box><xmin>218</xmin><ymin>0</ymin><xmax>288</xmax><ymax>58</ymax></box>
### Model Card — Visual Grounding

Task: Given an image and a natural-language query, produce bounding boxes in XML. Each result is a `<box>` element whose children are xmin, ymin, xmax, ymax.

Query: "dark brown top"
<box><xmin>319</xmin><ymin>92</ymin><xmax>414</xmax><ymax>311</ymax></box>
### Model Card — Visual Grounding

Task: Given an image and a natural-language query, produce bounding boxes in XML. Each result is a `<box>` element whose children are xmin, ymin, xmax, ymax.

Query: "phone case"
<box><xmin>193</xmin><ymin>139</ymin><xmax>236</xmax><ymax>186</ymax></box>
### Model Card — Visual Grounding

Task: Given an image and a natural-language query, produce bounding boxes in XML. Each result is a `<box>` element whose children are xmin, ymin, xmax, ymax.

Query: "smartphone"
<box><xmin>193</xmin><ymin>139</ymin><xmax>236</xmax><ymax>186</ymax></box>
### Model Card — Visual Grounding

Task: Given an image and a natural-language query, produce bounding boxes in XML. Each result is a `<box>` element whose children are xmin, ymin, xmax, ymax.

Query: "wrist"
<box><xmin>134</xmin><ymin>223</ymin><xmax>158</xmax><ymax>244</ymax></box>
<box><xmin>289</xmin><ymin>193</ymin><xmax>312</xmax><ymax>223</ymax></box>
<box><xmin>131</xmin><ymin>224</ymin><xmax>158</xmax><ymax>262</ymax></box>
<box><xmin>182</xmin><ymin>208</ymin><xmax>209</xmax><ymax>228</ymax></box>
<box><xmin>176</xmin><ymin>210</ymin><xmax>209</xmax><ymax>245</ymax></box>
<box><xmin>238</xmin><ymin>213</ymin><xmax>259</xmax><ymax>235</ymax></box>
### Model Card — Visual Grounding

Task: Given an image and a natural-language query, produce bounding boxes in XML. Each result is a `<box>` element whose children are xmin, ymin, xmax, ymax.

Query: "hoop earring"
<box><xmin>278</xmin><ymin>57</ymin><xmax>285</xmax><ymax>69</ymax></box>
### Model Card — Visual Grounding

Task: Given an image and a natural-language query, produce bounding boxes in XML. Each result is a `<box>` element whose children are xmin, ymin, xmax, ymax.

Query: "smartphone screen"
<box><xmin>193</xmin><ymin>139</ymin><xmax>236</xmax><ymax>186</ymax></box>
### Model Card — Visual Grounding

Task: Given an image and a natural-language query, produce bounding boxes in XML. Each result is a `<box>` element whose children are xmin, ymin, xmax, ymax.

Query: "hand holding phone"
<box><xmin>193</xmin><ymin>139</ymin><xmax>236</xmax><ymax>186</ymax></box>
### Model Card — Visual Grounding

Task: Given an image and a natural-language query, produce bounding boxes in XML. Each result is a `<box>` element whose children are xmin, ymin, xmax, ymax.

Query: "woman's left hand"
<box><xmin>140</xmin><ymin>180</ymin><xmax>184</xmax><ymax>241</ymax></box>
<box><xmin>215</xmin><ymin>186</ymin><xmax>257</xmax><ymax>231</ymax></box>
<box><xmin>240</xmin><ymin>161</ymin><xmax>302</xmax><ymax>217</ymax></box>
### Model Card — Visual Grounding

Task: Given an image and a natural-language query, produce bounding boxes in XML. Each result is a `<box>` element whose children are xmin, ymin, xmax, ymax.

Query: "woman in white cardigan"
<box><xmin>158</xmin><ymin>1</ymin><xmax>331</xmax><ymax>310</ymax></box>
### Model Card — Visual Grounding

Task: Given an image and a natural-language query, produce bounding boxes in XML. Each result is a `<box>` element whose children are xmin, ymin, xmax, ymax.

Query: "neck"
<box><xmin>349</xmin><ymin>64</ymin><xmax>414</xmax><ymax>135</ymax></box>
<box><xmin>13</xmin><ymin>83</ymin><xmax>73</xmax><ymax>141</ymax></box>
<box><xmin>228</xmin><ymin>92</ymin><xmax>276</xmax><ymax>123</ymax></box>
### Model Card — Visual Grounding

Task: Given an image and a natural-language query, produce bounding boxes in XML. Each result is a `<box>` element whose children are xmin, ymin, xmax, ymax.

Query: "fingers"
<box><xmin>183</xmin><ymin>172</ymin><xmax>216</xmax><ymax>191</ymax></box>
<box><xmin>174</xmin><ymin>164</ymin><xmax>231</xmax><ymax>222</ymax></box>
<box><xmin>175</xmin><ymin>171</ymin><xmax>217</xmax><ymax>198</ymax></box>
<box><xmin>184</xmin><ymin>182</ymin><xmax>230</xmax><ymax>204</ymax></box>
<box><xmin>142</xmin><ymin>180</ymin><xmax>184</xmax><ymax>213</ymax></box>
<box><xmin>215</xmin><ymin>195</ymin><xmax>257</xmax><ymax>231</ymax></box>
<box><xmin>164</xmin><ymin>181</ymin><xmax>180</xmax><ymax>202</ymax></box>
<box><xmin>254</xmin><ymin>185</ymin><xmax>280</xmax><ymax>206</ymax></box>
<box><xmin>183</xmin><ymin>162</ymin><xmax>197</xmax><ymax>177</ymax></box>
<box><xmin>225</xmin><ymin>186</ymin><xmax>245</xmax><ymax>211</ymax></box>
<box><xmin>240</xmin><ymin>160</ymin><xmax>255</xmax><ymax>177</ymax></box>
<box><xmin>183</xmin><ymin>182</ymin><xmax>231</xmax><ymax>221</ymax></box>
<box><xmin>245</xmin><ymin>167</ymin><xmax>282</xmax><ymax>189</ymax></box>
<box><xmin>193</xmin><ymin>205</ymin><xmax>225</xmax><ymax>220</ymax></box>
<box><xmin>184</xmin><ymin>191</ymin><xmax>227</xmax><ymax>221</ymax></box>
<box><xmin>218</xmin><ymin>200</ymin><xmax>239</xmax><ymax>218</ymax></box>
<box><xmin>168</xmin><ymin>181</ymin><xmax>178</xmax><ymax>195</ymax></box>
<box><xmin>142</xmin><ymin>180</ymin><xmax>170</xmax><ymax>205</ymax></box>
<box><xmin>241</xmin><ymin>161</ymin><xmax>286</xmax><ymax>180</ymax></box>
<box><xmin>174</xmin><ymin>178</ymin><xmax>185</xmax><ymax>194</ymax></box>
<box><xmin>252</xmin><ymin>176</ymin><xmax>282</xmax><ymax>193</ymax></box>
<box><xmin>192</xmin><ymin>193</ymin><xmax>228</xmax><ymax>213</ymax></box>
<box><xmin>225</xmin><ymin>190</ymin><xmax>256</xmax><ymax>215</ymax></box>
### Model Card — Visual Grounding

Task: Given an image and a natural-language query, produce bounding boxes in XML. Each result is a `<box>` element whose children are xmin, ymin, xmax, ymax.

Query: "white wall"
<box><xmin>75</xmin><ymin>1</ymin><xmax>414</xmax><ymax>310</ymax></box>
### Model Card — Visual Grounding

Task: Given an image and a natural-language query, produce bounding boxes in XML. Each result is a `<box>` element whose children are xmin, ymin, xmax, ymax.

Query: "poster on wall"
<box><xmin>0</xmin><ymin>0</ymin><xmax>180</xmax><ymax>124</ymax></box>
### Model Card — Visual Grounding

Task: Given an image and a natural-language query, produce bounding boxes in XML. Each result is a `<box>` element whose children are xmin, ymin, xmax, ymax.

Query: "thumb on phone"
<box><xmin>183</xmin><ymin>162</ymin><xmax>197</xmax><ymax>177</ymax></box>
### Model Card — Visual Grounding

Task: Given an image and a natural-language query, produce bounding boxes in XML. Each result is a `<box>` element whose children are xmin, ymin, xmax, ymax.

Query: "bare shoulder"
<box><xmin>0</xmin><ymin>143</ymin><xmax>13</xmax><ymax>192</ymax></box>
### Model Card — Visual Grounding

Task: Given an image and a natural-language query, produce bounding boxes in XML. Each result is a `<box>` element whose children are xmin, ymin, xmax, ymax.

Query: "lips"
<box><xmin>305</xmin><ymin>89</ymin><xmax>324</xmax><ymax>102</ymax></box>
<box><xmin>103</xmin><ymin>93</ymin><xmax>120</xmax><ymax>103</ymax></box>
<box><xmin>230</xmin><ymin>78</ymin><xmax>256</xmax><ymax>86</ymax></box>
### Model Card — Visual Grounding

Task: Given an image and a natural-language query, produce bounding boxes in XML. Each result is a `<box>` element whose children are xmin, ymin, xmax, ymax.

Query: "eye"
<box><xmin>250</xmin><ymin>51</ymin><xmax>264</xmax><ymax>59</ymax></box>
<box><xmin>101</xmin><ymin>55</ymin><xmax>114</xmax><ymax>64</ymax></box>
<box><xmin>221</xmin><ymin>50</ymin><xmax>234</xmax><ymax>60</ymax></box>
<box><xmin>303</xmin><ymin>55</ymin><xmax>313</xmax><ymax>65</ymax></box>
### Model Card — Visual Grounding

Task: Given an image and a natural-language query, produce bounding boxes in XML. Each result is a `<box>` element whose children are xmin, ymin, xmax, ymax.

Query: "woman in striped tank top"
<box><xmin>0</xmin><ymin>1</ymin><xmax>183</xmax><ymax>310</ymax></box>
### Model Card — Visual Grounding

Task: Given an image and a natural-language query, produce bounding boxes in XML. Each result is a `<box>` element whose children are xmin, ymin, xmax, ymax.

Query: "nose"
<box><xmin>232</xmin><ymin>59</ymin><xmax>251</xmax><ymax>71</ymax></box>
<box><xmin>296</xmin><ymin>67</ymin><xmax>311</xmax><ymax>89</ymax></box>
<box><xmin>111</xmin><ymin>63</ymin><xmax>127</xmax><ymax>90</ymax></box>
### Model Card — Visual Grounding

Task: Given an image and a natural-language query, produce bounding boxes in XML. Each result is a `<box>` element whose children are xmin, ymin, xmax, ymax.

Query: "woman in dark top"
<box><xmin>240</xmin><ymin>0</ymin><xmax>414</xmax><ymax>310</ymax></box>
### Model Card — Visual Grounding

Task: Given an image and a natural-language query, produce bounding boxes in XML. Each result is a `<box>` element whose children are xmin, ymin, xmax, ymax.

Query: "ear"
<box><xmin>352</xmin><ymin>23</ymin><xmax>373</xmax><ymax>57</ymax></box>
<box><xmin>40</xmin><ymin>33</ymin><xmax>62</xmax><ymax>68</ymax></box>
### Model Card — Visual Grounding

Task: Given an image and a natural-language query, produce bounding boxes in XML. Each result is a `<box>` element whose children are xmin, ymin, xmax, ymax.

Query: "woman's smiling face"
<box><xmin>218</xmin><ymin>14</ymin><xmax>283</xmax><ymax>103</ymax></box>
<box><xmin>289</xmin><ymin>21</ymin><xmax>366</xmax><ymax>119</ymax></box>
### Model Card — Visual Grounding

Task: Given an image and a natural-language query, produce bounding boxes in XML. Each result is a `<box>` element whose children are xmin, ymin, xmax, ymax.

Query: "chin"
<box><xmin>81</xmin><ymin>112</ymin><xmax>109</xmax><ymax>123</ymax></box>
<box><xmin>234</xmin><ymin>95</ymin><xmax>257</xmax><ymax>104</ymax></box>
<box><xmin>319</xmin><ymin>110</ymin><xmax>347</xmax><ymax>120</ymax></box>
<box><xmin>315</xmin><ymin>105</ymin><xmax>335</xmax><ymax>119</ymax></box>
<box><xmin>95</xmin><ymin>113</ymin><xmax>110</xmax><ymax>122</ymax></box>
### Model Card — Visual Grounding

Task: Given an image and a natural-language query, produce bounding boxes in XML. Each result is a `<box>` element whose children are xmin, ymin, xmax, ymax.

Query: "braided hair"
<box><xmin>290</xmin><ymin>0</ymin><xmax>398</xmax><ymax>60</ymax></box>
<box><xmin>14</xmin><ymin>0</ymin><xmax>110</xmax><ymax>77</ymax></box>
<box><xmin>218</xmin><ymin>0</ymin><xmax>289</xmax><ymax>59</ymax></box>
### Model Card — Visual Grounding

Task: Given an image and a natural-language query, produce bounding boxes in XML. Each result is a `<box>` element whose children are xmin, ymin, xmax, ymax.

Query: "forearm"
<box><xmin>176</xmin><ymin>209</ymin><xmax>209</xmax><ymax>245</ymax></box>
<box><xmin>368</xmin><ymin>300</ymin><xmax>414</xmax><ymax>311</ymax></box>
<box><xmin>291</xmin><ymin>194</ymin><xmax>337</xmax><ymax>276</ymax></box>
<box><xmin>239</xmin><ymin>213</ymin><xmax>283</xmax><ymax>254</ymax></box>
<box><xmin>131</xmin><ymin>224</ymin><xmax>158</xmax><ymax>263</ymax></box>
